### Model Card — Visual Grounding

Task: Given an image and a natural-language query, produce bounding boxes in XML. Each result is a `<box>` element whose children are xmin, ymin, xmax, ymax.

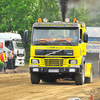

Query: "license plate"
<box><xmin>69</xmin><ymin>69</ymin><xmax>75</xmax><ymax>72</ymax></box>
<box><xmin>48</xmin><ymin>69</ymin><xmax>59</xmax><ymax>73</ymax></box>
<box><xmin>32</xmin><ymin>65</ymin><xmax>37</xmax><ymax>67</ymax></box>
<box><xmin>33</xmin><ymin>68</ymin><xmax>39</xmax><ymax>72</ymax></box>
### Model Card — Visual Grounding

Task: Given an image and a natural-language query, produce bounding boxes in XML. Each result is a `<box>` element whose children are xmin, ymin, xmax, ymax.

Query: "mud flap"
<box><xmin>85</xmin><ymin>53</ymin><xmax>100</xmax><ymax>78</ymax></box>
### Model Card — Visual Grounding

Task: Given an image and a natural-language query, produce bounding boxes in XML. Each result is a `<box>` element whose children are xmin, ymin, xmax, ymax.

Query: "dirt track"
<box><xmin>0</xmin><ymin>68</ymin><xmax>100</xmax><ymax>100</ymax></box>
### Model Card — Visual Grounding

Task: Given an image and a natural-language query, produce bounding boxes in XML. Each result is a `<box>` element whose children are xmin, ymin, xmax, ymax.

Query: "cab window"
<box><xmin>5</xmin><ymin>40</ymin><xmax>14</xmax><ymax>50</ymax></box>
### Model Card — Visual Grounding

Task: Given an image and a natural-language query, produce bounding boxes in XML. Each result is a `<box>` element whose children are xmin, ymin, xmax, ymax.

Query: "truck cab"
<box><xmin>25</xmin><ymin>18</ymin><xmax>91</xmax><ymax>85</ymax></box>
<box><xmin>0</xmin><ymin>32</ymin><xmax>25</xmax><ymax>67</ymax></box>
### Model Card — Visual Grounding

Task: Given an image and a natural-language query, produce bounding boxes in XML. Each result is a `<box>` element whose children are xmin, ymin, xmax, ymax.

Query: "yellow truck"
<box><xmin>24</xmin><ymin>18</ymin><xmax>93</xmax><ymax>85</ymax></box>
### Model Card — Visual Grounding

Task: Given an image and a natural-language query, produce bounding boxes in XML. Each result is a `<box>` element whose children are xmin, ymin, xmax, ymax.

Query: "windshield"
<box><xmin>14</xmin><ymin>42</ymin><xmax>24</xmax><ymax>49</ymax></box>
<box><xmin>32</xmin><ymin>28</ymin><xmax>79</xmax><ymax>46</ymax></box>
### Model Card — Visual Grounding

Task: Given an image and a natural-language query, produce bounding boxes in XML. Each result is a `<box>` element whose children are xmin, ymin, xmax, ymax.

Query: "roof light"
<box><xmin>15</xmin><ymin>31</ymin><xmax>18</xmax><ymax>33</ymax></box>
<box><xmin>73</xmin><ymin>18</ymin><xmax>77</xmax><ymax>23</ymax></box>
<box><xmin>38</xmin><ymin>18</ymin><xmax>41</xmax><ymax>23</ymax></box>
<box><xmin>43</xmin><ymin>18</ymin><xmax>48</xmax><ymax>23</ymax></box>
<box><xmin>65</xmin><ymin>18</ymin><xmax>70</xmax><ymax>23</ymax></box>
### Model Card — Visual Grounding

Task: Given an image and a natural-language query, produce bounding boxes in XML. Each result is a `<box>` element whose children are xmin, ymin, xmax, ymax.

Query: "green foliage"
<box><xmin>37</xmin><ymin>0</ymin><xmax>61</xmax><ymax>22</ymax></box>
<box><xmin>0</xmin><ymin>0</ymin><xmax>39</xmax><ymax>63</ymax></box>
<box><xmin>68</xmin><ymin>5</ymin><xmax>89</xmax><ymax>24</ymax></box>
<box><xmin>0</xmin><ymin>0</ymin><xmax>61</xmax><ymax>64</ymax></box>
<box><xmin>87</xmin><ymin>15</ymin><xmax>100</xmax><ymax>26</ymax></box>
<box><xmin>0</xmin><ymin>0</ymin><xmax>38</xmax><ymax>32</ymax></box>
<box><xmin>0</xmin><ymin>61</ymin><xmax>4</xmax><ymax>68</ymax></box>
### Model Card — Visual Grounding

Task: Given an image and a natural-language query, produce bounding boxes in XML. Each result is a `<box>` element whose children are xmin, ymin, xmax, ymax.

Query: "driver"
<box><xmin>71</xmin><ymin>30</ymin><xmax>77</xmax><ymax>42</ymax></box>
<box><xmin>49</xmin><ymin>33</ymin><xmax>56</xmax><ymax>41</ymax></box>
<box><xmin>66</xmin><ymin>30</ymin><xmax>77</xmax><ymax>42</ymax></box>
<box><xmin>50</xmin><ymin>33</ymin><xmax>55</xmax><ymax>38</ymax></box>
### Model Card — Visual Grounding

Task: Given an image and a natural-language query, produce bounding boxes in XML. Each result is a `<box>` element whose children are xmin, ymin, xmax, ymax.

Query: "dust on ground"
<box><xmin>0</xmin><ymin>67</ymin><xmax>100</xmax><ymax>100</ymax></box>
<box><xmin>0</xmin><ymin>66</ymin><xmax>29</xmax><ymax>74</ymax></box>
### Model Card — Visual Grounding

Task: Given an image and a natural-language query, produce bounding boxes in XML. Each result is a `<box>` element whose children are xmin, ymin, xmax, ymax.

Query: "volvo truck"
<box><xmin>24</xmin><ymin>18</ymin><xmax>93</xmax><ymax>85</ymax></box>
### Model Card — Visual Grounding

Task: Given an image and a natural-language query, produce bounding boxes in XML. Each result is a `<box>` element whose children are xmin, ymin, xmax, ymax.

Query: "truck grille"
<box><xmin>45</xmin><ymin>59</ymin><xmax>63</xmax><ymax>66</ymax></box>
<box><xmin>35</xmin><ymin>50</ymin><xmax>73</xmax><ymax>56</ymax></box>
<box><xmin>17</xmin><ymin>54</ymin><xmax>24</xmax><ymax>57</ymax></box>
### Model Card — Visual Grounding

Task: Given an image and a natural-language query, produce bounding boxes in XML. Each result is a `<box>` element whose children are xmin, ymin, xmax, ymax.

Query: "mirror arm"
<box><xmin>27</xmin><ymin>37</ymin><xmax>31</xmax><ymax>43</ymax></box>
<box><xmin>79</xmin><ymin>39</ymin><xmax>82</xmax><ymax>43</ymax></box>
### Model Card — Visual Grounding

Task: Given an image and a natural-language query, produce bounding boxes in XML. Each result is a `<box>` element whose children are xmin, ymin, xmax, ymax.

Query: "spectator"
<box><xmin>0</xmin><ymin>52</ymin><xmax>1</xmax><ymax>61</ymax></box>
<box><xmin>0</xmin><ymin>51</ymin><xmax>4</xmax><ymax>62</ymax></box>
<box><xmin>12</xmin><ymin>50</ymin><xmax>17</xmax><ymax>69</ymax></box>
<box><xmin>0</xmin><ymin>51</ymin><xmax>5</xmax><ymax>72</ymax></box>
<box><xmin>3</xmin><ymin>51</ymin><xmax>7</xmax><ymax>72</ymax></box>
<box><xmin>7</xmin><ymin>51</ymin><xmax>13</xmax><ymax>69</ymax></box>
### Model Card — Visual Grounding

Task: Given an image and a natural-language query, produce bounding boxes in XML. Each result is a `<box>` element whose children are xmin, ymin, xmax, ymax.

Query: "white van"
<box><xmin>0</xmin><ymin>32</ymin><xmax>25</xmax><ymax>67</ymax></box>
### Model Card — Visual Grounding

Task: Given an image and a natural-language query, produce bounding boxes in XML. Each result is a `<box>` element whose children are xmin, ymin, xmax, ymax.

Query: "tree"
<box><xmin>0</xmin><ymin>0</ymin><xmax>38</xmax><ymax>32</ymax></box>
<box><xmin>68</xmin><ymin>5</ymin><xmax>89</xmax><ymax>24</ymax></box>
<box><xmin>37</xmin><ymin>0</ymin><xmax>61</xmax><ymax>22</ymax></box>
<box><xmin>0</xmin><ymin>0</ymin><xmax>39</xmax><ymax>63</ymax></box>
<box><xmin>0</xmin><ymin>0</ymin><xmax>62</xmax><ymax>63</ymax></box>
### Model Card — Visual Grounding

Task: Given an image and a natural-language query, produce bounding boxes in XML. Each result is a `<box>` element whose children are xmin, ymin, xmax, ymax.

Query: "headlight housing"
<box><xmin>31</xmin><ymin>60</ymin><xmax>39</xmax><ymax>64</ymax></box>
<box><xmin>69</xmin><ymin>60</ymin><xmax>77</xmax><ymax>64</ymax></box>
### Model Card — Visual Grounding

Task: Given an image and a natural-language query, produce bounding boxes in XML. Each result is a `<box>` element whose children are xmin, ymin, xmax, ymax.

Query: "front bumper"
<box><xmin>30</xmin><ymin>67</ymin><xmax>80</xmax><ymax>73</ymax></box>
<box><xmin>15</xmin><ymin>59</ymin><xmax>25</xmax><ymax>66</ymax></box>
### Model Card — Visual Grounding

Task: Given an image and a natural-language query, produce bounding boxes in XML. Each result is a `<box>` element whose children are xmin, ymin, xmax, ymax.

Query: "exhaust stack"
<box><xmin>57</xmin><ymin>0</ymin><xmax>80</xmax><ymax>22</ymax></box>
<box><xmin>58</xmin><ymin>0</ymin><xmax>69</xmax><ymax>22</ymax></box>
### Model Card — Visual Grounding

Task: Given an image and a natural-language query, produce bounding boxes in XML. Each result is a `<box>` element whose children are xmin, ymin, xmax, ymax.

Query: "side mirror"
<box><xmin>24</xmin><ymin>30</ymin><xmax>29</xmax><ymax>44</ymax></box>
<box><xmin>83</xmin><ymin>33</ymin><xmax>88</xmax><ymax>43</ymax></box>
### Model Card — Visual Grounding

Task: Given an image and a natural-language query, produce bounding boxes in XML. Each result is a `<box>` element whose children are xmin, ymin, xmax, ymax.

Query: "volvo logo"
<box><xmin>52</xmin><ymin>51</ymin><xmax>57</xmax><ymax>54</ymax></box>
<box><xmin>46</xmin><ymin>50</ymin><xmax>63</xmax><ymax>56</ymax></box>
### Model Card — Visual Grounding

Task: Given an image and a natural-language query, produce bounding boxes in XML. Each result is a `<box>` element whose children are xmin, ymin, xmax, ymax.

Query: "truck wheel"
<box><xmin>30</xmin><ymin>72</ymin><xmax>40</xmax><ymax>84</ymax></box>
<box><xmin>75</xmin><ymin>69</ymin><xmax>85</xmax><ymax>85</ymax></box>
<box><xmin>85</xmin><ymin>70</ymin><xmax>93</xmax><ymax>83</ymax></box>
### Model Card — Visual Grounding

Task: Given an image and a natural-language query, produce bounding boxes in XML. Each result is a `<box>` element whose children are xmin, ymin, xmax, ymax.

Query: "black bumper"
<box><xmin>30</xmin><ymin>67</ymin><xmax>80</xmax><ymax>73</ymax></box>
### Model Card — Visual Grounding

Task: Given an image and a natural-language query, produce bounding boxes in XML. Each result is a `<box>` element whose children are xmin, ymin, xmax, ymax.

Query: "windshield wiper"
<box><xmin>53</xmin><ymin>40</ymin><xmax>60</xmax><ymax>44</ymax></box>
<box><xmin>33</xmin><ymin>40</ymin><xmax>52</xmax><ymax>45</ymax></box>
<box><xmin>62</xmin><ymin>41</ymin><xmax>72</xmax><ymax>46</ymax></box>
<box><xmin>43</xmin><ymin>40</ymin><xmax>52</xmax><ymax>45</ymax></box>
<box><xmin>53</xmin><ymin>40</ymin><xmax>72</xmax><ymax>45</ymax></box>
<box><xmin>33</xmin><ymin>41</ymin><xmax>42</xmax><ymax>45</ymax></box>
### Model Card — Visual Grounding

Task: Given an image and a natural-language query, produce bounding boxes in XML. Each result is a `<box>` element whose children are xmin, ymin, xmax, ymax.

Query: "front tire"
<box><xmin>75</xmin><ymin>69</ymin><xmax>85</xmax><ymax>85</ymax></box>
<box><xmin>30</xmin><ymin>72</ymin><xmax>40</xmax><ymax>84</ymax></box>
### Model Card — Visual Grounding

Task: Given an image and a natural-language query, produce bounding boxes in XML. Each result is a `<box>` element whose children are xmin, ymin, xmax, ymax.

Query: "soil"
<box><xmin>0</xmin><ymin>67</ymin><xmax>100</xmax><ymax>100</ymax></box>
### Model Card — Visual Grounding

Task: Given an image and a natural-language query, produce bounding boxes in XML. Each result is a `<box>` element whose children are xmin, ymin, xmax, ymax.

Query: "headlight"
<box><xmin>65</xmin><ymin>18</ymin><xmax>70</xmax><ymax>23</ymax></box>
<box><xmin>43</xmin><ymin>18</ymin><xmax>48</xmax><ymax>23</ymax></box>
<box><xmin>69</xmin><ymin>60</ymin><xmax>77</xmax><ymax>64</ymax></box>
<box><xmin>31</xmin><ymin>60</ymin><xmax>39</xmax><ymax>64</ymax></box>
